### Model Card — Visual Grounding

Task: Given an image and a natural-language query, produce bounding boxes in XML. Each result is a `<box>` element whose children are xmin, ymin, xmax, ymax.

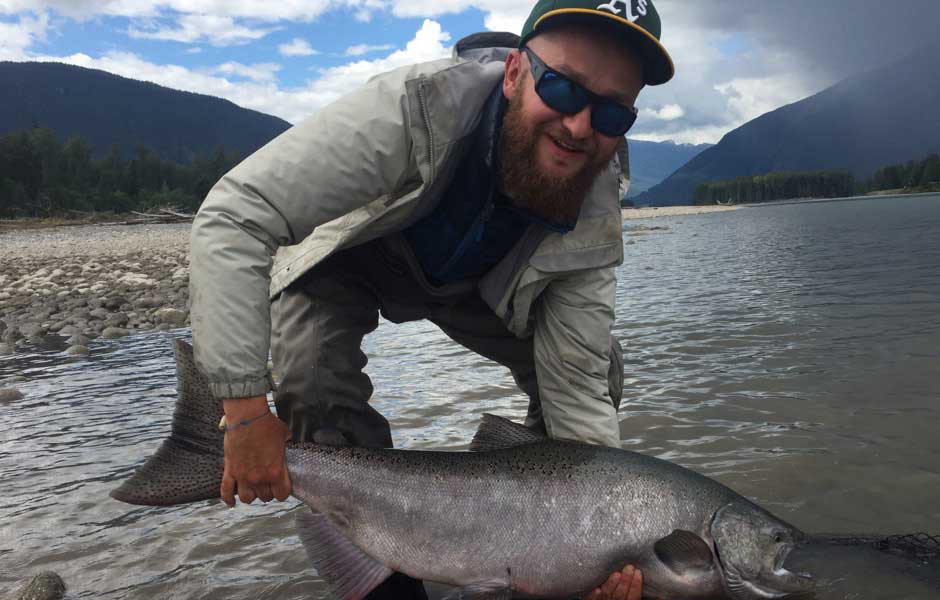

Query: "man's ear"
<box><xmin>503</xmin><ymin>49</ymin><xmax>523</xmax><ymax>98</ymax></box>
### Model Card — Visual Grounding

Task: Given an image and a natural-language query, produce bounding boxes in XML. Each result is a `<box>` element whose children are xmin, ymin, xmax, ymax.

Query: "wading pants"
<box><xmin>270</xmin><ymin>235</ymin><xmax>624</xmax><ymax>600</ymax></box>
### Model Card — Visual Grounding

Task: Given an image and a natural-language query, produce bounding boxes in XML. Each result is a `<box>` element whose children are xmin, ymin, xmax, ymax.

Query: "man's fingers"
<box><xmin>599</xmin><ymin>571</ymin><xmax>621</xmax><ymax>598</ymax></box>
<box><xmin>273</xmin><ymin>468</ymin><xmax>292</xmax><ymax>501</ymax></box>
<box><xmin>625</xmin><ymin>567</ymin><xmax>643</xmax><ymax>600</ymax></box>
<box><xmin>221</xmin><ymin>469</ymin><xmax>236</xmax><ymax>507</ymax></box>
<box><xmin>239</xmin><ymin>486</ymin><xmax>257</xmax><ymax>504</ymax></box>
<box><xmin>610</xmin><ymin>565</ymin><xmax>635</xmax><ymax>599</ymax></box>
<box><xmin>256</xmin><ymin>483</ymin><xmax>273</xmax><ymax>503</ymax></box>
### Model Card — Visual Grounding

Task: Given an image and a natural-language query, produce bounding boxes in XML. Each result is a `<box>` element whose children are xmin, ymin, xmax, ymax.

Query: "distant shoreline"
<box><xmin>622</xmin><ymin>205</ymin><xmax>739</xmax><ymax>219</ymax></box>
<box><xmin>625</xmin><ymin>189</ymin><xmax>939</xmax><ymax>217</ymax></box>
<box><xmin>737</xmin><ymin>189</ymin><xmax>939</xmax><ymax>208</ymax></box>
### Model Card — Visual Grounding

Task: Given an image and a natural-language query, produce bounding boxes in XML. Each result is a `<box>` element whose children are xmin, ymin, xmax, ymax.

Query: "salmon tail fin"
<box><xmin>110</xmin><ymin>339</ymin><xmax>225</xmax><ymax>506</ymax></box>
<box><xmin>296</xmin><ymin>509</ymin><xmax>393</xmax><ymax>600</ymax></box>
<box><xmin>469</xmin><ymin>413</ymin><xmax>547</xmax><ymax>452</ymax></box>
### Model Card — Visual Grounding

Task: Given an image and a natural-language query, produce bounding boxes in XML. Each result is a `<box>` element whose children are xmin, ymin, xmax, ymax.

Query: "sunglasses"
<box><xmin>523</xmin><ymin>46</ymin><xmax>638</xmax><ymax>137</ymax></box>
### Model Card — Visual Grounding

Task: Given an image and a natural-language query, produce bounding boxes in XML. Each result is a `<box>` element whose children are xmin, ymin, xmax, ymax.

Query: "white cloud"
<box><xmin>1</xmin><ymin>1</ymin><xmax>335</xmax><ymax>21</ymax></box>
<box><xmin>714</xmin><ymin>76</ymin><xmax>806</xmax><ymax>124</ymax></box>
<box><xmin>278</xmin><ymin>37</ymin><xmax>318</xmax><ymax>56</ymax></box>
<box><xmin>127</xmin><ymin>14</ymin><xmax>279</xmax><ymax>46</ymax></box>
<box><xmin>0</xmin><ymin>10</ymin><xmax>49</xmax><ymax>60</ymax></box>
<box><xmin>345</xmin><ymin>43</ymin><xmax>394</xmax><ymax>56</ymax></box>
<box><xmin>642</xmin><ymin>104</ymin><xmax>685</xmax><ymax>121</ymax></box>
<box><xmin>213</xmin><ymin>61</ymin><xmax>281</xmax><ymax>83</ymax></box>
<box><xmin>23</xmin><ymin>19</ymin><xmax>452</xmax><ymax>125</ymax></box>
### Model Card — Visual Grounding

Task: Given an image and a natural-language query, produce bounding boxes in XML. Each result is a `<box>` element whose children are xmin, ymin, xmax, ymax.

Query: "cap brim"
<box><xmin>534</xmin><ymin>10</ymin><xmax>674</xmax><ymax>85</ymax></box>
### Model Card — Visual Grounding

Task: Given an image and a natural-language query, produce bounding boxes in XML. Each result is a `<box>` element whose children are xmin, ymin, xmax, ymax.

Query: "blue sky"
<box><xmin>2</xmin><ymin>1</ymin><xmax>938</xmax><ymax>144</ymax></box>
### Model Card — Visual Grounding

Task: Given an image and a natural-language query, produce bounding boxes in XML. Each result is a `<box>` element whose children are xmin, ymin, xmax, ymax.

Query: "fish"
<box><xmin>111</xmin><ymin>339</ymin><xmax>815</xmax><ymax>600</ymax></box>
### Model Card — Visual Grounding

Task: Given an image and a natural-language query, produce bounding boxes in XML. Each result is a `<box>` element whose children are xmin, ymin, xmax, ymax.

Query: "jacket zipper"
<box><xmin>417</xmin><ymin>81</ymin><xmax>435</xmax><ymax>183</ymax></box>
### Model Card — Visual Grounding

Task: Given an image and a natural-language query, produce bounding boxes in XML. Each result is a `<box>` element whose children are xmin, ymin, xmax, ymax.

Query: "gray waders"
<box><xmin>270</xmin><ymin>234</ymin><xmax>624</xmax><ymax>600</ymax></box>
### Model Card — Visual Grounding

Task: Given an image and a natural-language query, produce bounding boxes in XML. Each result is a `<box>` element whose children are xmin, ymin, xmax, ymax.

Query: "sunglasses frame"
<box><xmin>522</xmin><ymin>46</ymin><xmax>638</xmax><ymax>137</ymax></box>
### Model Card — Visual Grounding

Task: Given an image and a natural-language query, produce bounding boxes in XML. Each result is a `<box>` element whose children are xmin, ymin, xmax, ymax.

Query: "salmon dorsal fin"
<box><xmin>469</xmin><ymin>413</ymin><xmax>547</xmax><ymax>452</ymax></box>
<box><xmin>297</xmin><ymin>509</ymin><xmax>393</xmax><ymax>600</ymax></box>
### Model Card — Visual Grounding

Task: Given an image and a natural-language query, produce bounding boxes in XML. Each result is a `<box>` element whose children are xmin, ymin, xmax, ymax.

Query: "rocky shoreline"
<box><xmin>0</xmin><ymin>223</ymin><xmax>191</xmax><ymax>356</ymax></box>
<box><xmin>0</xmin><ymin>206</ymin><xmax>725</xmax><ymax>356</ymax></box>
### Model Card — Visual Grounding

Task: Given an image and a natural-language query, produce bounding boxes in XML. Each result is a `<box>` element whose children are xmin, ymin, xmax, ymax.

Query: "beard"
<box><xmin>497</xmin><ymin>84</ymin><xmax>613</xmax><ymax>227</ymax></box>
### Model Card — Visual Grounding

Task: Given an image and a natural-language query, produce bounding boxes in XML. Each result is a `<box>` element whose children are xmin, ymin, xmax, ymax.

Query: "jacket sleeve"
<box><xmin>533</xmin><ymin>265</ymin><xmax>621</xmax><ymax>447</ymax></box>
<box><xmin>190</xmin><ymin>66</ymin><xmax>420</xmax><ymax>399</ymax></box>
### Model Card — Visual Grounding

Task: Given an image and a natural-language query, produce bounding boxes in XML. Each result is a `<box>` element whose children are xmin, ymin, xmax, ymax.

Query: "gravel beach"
<box><xmin>0</xmin><ymin>222</ymin><xmax>191</xmax><ymax>351</ymax></box>
<box><xmin>0</xmin><ymin>205</ymin><xmax>736</xmax><ymax>351</ymax></box>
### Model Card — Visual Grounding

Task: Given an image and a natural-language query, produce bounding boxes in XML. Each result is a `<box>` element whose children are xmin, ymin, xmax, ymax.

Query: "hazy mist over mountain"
<box><xmin>636</xmin><ymin>40</ymin><xmax>940</xmax><ymax>206</ymax></box>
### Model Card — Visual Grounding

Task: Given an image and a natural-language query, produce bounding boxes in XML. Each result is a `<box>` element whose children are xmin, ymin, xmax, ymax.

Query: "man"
<box><xmin>190</xmin><ymin>0</ymin><xmax>674</xmax><ymax>598</ymax></box>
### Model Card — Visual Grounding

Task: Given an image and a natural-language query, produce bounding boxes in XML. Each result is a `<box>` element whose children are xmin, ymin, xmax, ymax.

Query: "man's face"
<box><xmin>499</xmin><ymin>26</ymin><xmax>645</xmax><ymax>225</ymax></box>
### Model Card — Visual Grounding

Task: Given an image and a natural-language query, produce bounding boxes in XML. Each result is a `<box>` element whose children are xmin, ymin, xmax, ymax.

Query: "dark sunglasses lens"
<box><xmin>592</xmin><ymin>102</ymin><xmax>637</xmax><ymax>136</ymax></box>
<box><xmin>537</xmin><ymin>72</ymin><xmax>589</xmax><ymax>115</ymax></box>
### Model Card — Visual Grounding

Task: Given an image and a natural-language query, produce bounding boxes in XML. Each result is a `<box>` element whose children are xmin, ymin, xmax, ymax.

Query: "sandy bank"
<box><xmin>622</xmin><ymin>205</ymin><xmax>739</xmax><ymax>219</ymax></box>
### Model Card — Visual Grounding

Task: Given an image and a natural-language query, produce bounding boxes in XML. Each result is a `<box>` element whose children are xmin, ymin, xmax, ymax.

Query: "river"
<box><xmin>2</xmin><ymin>194</ymin><xmax>939</xmax><ymax>599</ymax></box>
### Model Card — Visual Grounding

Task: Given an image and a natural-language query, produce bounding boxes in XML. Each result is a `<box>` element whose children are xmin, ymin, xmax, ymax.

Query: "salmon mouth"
<box><xmin>767</xmin><ymin>545</ymin><xmax>815</xmax><ymax>594</ymax></box>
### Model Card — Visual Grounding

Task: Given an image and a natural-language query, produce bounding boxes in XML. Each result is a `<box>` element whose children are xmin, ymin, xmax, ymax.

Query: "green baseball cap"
<box><xmin>519</xmin><ymin>0</ymin><xmax>675</xmax><ymax>85</ymax></box>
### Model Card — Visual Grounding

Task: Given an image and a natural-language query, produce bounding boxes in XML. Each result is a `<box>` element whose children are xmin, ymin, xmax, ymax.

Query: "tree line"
<box><xmin>0</xmin><ymin>127</ymin><xmax>244</xmax><ymax>219</ymax></box>
<box><xmin>693</xmin><ymin>170</ymin><xmax>855</xmax><ymax>206</ymax></box>
<box><xmin>693</xmin><ymin>152</ymin><xmax>940</xmax><ymax>206</ymax></box>
<box><xmin>870</xmin><ymin>153</ymin><xmax>940</xmax><ymax>191</ymax></box>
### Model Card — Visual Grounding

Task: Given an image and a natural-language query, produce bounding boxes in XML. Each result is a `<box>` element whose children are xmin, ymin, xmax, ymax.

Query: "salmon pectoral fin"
<box><xmin>440</xmin><ymin>581</ymin><xmax>513</xmax><ymax>600</ymax></box>
<box><xmin>296</xmin><ymin>509</ymin><xmax>393</xmax><ymax>600</ymax></box>
<box><xmin>654</xmin><ymin>529</ymin><xmax>716</xmax><ymax>573</ymax></box>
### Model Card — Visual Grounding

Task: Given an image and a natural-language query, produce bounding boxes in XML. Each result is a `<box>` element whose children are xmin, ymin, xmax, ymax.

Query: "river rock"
<box><xmin>0</xmin><ymin>388</ymin><xmax>24</xmax><ymax>402</ymax></box>
<box><xmin>135</xmin><ymin>295</ymin><xmax>165</xmax><ymax>309</ymax></box>
<box><xmin>58</xmin><ymin>325</ymin><xmax>82</xmax><ymax>337</ymax></box>
<box><xmin>89</xmin><ymin>308</ymin><xmax>110</xmax><ymax>320</ymax></box>
<box><xmin>155</xmin><ymin>307</ymin><xmax>187</xmax><ymax>326</ymax></box>
<box><xmin>19</xmin><ymin>322</ymin><xmax>45</xmax><ymax>338</ymax></box>
<box><xmin>104</xmin><ymin>312</ymin><xmax>129</xmax><ymax>327</ymax></box>
<box><xmin>14</xmin><ymin>571</ymin><xmax>66</xmax><ymax>600</ymax></box>
<box><xmin>66</xmin><ymin>345</ymin><xmax>91</xmax><ymax>355</ymax></box>
<box><xmin>0</xmin><ymin>343</ymin><xmax>13</xmax><ymax>355</ymax></box>
<box><xmin>104</xmin><ymin>296</ymin><xmax>128</xmax><ymax>310</ymax></box>
<box><xmin>101</xmin><ymin>327</ymin><xmax>130</xmax><ymax>339</ymax></box>
<box><xmin>67</xmin><ymin>334</ymin><xmax>92</xmax><ymax>346</ymax></box>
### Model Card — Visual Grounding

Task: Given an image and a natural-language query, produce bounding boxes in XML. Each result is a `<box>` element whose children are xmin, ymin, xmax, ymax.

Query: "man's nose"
<box><xmin>561</xmin><ymin>104</ymin><xmax>593</xmax><ymax>139</ymax></box>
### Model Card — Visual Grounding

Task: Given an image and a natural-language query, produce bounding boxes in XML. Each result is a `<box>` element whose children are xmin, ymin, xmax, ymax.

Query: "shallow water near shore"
<box><xmin>2</xmin><ymin>194</ymin><xmax>939</xmax><ymax>598</ymax></box>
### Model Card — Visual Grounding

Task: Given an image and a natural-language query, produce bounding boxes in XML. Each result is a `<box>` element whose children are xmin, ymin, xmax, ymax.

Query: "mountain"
<box><xmin>625</xmin><ymin>139</ymin><xmax>712</xmax><ymax>197</ymax></box>
<box><xmin>637</xmin><ymin>40</ymin><xmax>940</xmax><ymax>206</ymax></box>
<box><xmin>0</xmin><ymin>61</ymin><xmax>291</xmax><ymax>163</ymax></box>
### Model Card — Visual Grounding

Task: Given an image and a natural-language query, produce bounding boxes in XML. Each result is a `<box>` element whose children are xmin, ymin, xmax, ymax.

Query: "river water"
<box><xmin>2</xmin><ymin>195</ymin><xmax>939</xmax><ymax>599</ymax></box>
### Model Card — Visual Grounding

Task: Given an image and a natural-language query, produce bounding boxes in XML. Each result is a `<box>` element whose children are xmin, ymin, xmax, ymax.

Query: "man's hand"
<box><xmin>220</xmin><ymin>395</ymin><xmax>292</xmax><ymax>507</ymax></box>
<box><xmin>585</xmin><ymin>565</ymin><xmax>658</xmax><ymax>600</ymax></box>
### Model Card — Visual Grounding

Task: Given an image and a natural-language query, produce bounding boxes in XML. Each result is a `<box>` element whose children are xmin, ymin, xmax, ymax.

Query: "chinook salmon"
<box><xmin>112</xmin><ymin>340</ymin><xmax>815</xmax><ymax>600</ymax></box>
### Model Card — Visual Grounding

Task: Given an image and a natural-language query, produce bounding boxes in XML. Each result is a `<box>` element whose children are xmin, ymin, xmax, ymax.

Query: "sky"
<box><xmin>2</xmin><ymin>0</ymin><xmax>939</xmax><ymax>145</ymax></box>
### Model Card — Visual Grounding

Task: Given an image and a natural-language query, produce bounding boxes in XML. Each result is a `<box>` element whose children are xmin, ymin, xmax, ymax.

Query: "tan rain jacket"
<box><xmin>190</xmin><ymin>50</ymin><xmax>629</xmax><ymax>447</ymax></box>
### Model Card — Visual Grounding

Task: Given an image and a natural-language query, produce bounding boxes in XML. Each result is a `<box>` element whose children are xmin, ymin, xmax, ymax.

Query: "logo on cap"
<box><xmin>596</xmin><ymin>0</ymin><xmax>648</xmax><ymax>22</ymax></box>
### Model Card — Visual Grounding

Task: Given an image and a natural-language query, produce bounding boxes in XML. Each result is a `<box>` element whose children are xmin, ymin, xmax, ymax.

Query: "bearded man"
<box><xmin>189</xmin><ymin>0</ymin><xmax>674</xmax><ymax>598</ymax></box>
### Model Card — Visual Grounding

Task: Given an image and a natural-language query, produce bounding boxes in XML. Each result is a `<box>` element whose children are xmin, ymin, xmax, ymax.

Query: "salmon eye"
<box><xmin>773</xmin><ymin>533</ymin><xmax>783</xmax><ymax>543</ymax></box>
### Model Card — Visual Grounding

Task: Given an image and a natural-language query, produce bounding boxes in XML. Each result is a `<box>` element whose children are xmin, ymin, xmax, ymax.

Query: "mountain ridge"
<box><xmin>0</xmin><ymin>61</ymin><xmax>291</xmax><ymax>164</ymax></box>
<box><xmin>637</xmin><ymin>40</ymin><xmax>940</xmax><ymax>206</ymax></box>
